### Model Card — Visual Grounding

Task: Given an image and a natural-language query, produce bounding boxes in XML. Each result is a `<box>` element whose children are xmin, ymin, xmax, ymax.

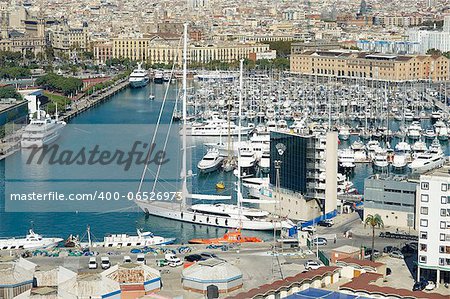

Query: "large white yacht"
<box><xmin>338</xmin><ymin>149</ymin><xmax>356</xmax><ymax>169</ymax></box>
<box><xmin>197</xmin><ymin>148</ymin><xmax>224</xmax><ymax>173</ymax></box>
<box><xmin>21</xmin><ymin>103</ymin><xmax>66</xmax><ymax>148</ymax></box>
<box><xmin>128</xmin><ymin>63</ymin><xmax>149</xmax><ymax>88</ymax></box>
<box><xmin>409</xmin><ymin>141</ymin><xmax>445</xmax><ymax>174</ymax></box>
<box><xmin>102</xmin><ymin>229</ymin><xmax>175</xmax><ymax>247</ymax></box>
<box><xmin>182</xmin><ymin>118</ymin><xmax>254</xmax><ymax>137</ymax></box>
<box><xmin>0</xmin><ymin>229</ymin><xmax>63</xmax><ymax>250</ymax></box>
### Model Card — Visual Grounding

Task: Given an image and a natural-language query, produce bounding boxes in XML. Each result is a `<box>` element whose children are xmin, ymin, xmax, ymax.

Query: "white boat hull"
<box><xmin>129</xmin><ymin>77</ymin><xmax>149</xmax><ymax>88</ymax></box>
<box><xmin>21</xmin><ymin>124</ymin><xmax>65</xmax><ymax>148</ymax></box>
<box><xmin>136</xmin><ymin>201</ymin><xmax>291</xmax><ymax>230</ymax></box>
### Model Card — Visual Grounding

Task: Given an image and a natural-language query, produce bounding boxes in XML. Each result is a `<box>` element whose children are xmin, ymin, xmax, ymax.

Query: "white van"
<box><xmin>136</xmin><ymin>254</ymin><xmax>146</xmax><ymax>265</ymax></box>
<box><xmin>88</xmin><ymin>257</ymin><xmax>97</xmax><ymax>269</ymax></box>
<box><xmin>101</xmin><ymin>257</ymin><xmax>111</xmax><ymax>269</ymax></box>
<box><xmin>123</xmin><ymin>255</ymin><xmax>132</xmax><ymax>263</ymax></box>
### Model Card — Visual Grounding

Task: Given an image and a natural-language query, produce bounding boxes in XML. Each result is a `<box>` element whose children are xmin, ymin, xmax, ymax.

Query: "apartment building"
<box><xmin>407</xmin><ymin>15</ymin><xmax>450</xmax><ymax>54</ymax></box>
<box><xmin>290</xmin><ymin>50</ymin><xmax>450</xmax><ymax>82</ymax></box>
<box><xmin>417</xmin><ymin>162</ymin><xmax>450</xmax><ymax>286</ymax></box>
<box><xmin>49</xmin><ymin>19</ymin><xmax>89</xmax><ymax>57</ymax></box>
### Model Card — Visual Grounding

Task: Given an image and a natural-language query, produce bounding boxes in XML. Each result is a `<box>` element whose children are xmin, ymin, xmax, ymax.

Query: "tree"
<box><xmin>444</xmin><ymin>52</ymin><xmax>450</xmax><ymax>59</ymax></box>
<box><xmin>267</xmin><ymin>41</ymin><xmax>292</xmax><ymax>58</ymax></box>
<box><xmin>0</xmin><ymin>86</ymin><xmax>22</xmax><ymax>100</ymax></box>
<box><xmin>364</xmin><ymin>214</ymin><xmax>384</xmax><ymax>261</ymax></box>
<box><xmin>426</xmin><ymin>48</ymin><xmax>442</xmax><ymax>56</ymax></box>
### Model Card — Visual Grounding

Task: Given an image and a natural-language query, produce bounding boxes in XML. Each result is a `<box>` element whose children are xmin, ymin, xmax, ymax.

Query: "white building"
<box><xmin>417</xmin><ymin>161</ymin><xmax>450</xmax><ymax>286</ymax></box>
<box><xmin>407</xmin><ymin>15</ymin><xmax>450</xmax><ymax>54</ymax></box>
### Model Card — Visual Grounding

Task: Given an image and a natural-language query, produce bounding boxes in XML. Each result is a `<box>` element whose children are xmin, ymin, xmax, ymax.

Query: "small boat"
<box><xmin>148</xmin><ymin>94</ymin><xmax>155</xmax><ymax>100</ymax></box>
<box><xmin>103</xmin><ymin>229</ymin><xmax>176</xmax><ymax>247</ymax></box>
<box><xmin>216</xmin><ymin>181</ymin><xmax>225</xmax><ymax>189</ymax></box>
<box><xmin>198</xmin><ymin>148</ymin><xmax>224</xmax><ymax>173</ymax></box>
<box><xmin>188</xmin><ymin>230</ymin><xmax>263</xmax><ymax>244</ymax></box>
<box><xmin>0</xmin><ymin>229</ymin><xmax>63</xmax><ymax>250</ymax></box>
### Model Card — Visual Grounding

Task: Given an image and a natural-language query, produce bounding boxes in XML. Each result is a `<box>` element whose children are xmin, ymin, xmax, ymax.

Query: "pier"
<box><xmin>0</xmin><ymin>79</ymin><xmax>130</xmax><ymax>161</ymax></box>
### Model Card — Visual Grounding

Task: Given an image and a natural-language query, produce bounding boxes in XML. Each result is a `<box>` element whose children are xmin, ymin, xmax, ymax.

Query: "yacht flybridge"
<box><xmin>134</xmin><ymin>24</ymin><xmax>294</xmax><ymax>231</ymax></box>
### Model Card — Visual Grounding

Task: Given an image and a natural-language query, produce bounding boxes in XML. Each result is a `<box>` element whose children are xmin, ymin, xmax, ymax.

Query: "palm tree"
<box><xmin>364</xmin><ymin>214</ymin><xmax>384</xmax><ymax>261</ymax></box>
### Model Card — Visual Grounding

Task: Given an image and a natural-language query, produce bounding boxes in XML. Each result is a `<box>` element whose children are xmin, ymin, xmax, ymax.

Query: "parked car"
<box><xmin>424</xmin><ymin>281</ymin><xmax>436</xmax><ymax>291</ymax></box>
<box><xmin>389</xmin><ymin>251</ymin><xmax>404</xmax><ymax>259</ymax></box>
<box><xmin>413</xmin><ymin>279</ymin><xmax>428</xmax><ymax>291</ymax></box>
<box><xmin>88</xmin><ymin>257</ymin><xmax>97</xmax><ymax>269</ymax></box>
<box><xmin>165</xmin><ymin>253</ymin><xmax>181</xmax><ymax>263</ymax></box>
<box><xmin>123</xmin><ymin>256</ymin><xmax>132</xmax><ymax>263</ymax></box>
<box><xmin>364</xmin><ymin>249</ymin><xmax>380</xmax><ymax>259</ymax></box>
<box><xmin>101</xmin><ymin>257</ymin><xmax>111</xmax><ymax>269</ymax></box>
<box><xmin>318</xmin><ymin>220</ymin><xmax>333</xmax><ymax>227</ymax></box>
<box><xmin>136</xmin><ymin>254</ymin><xmax>146</xmax><ymax>265</ymax></box>
<box><xmin>383</xmin><ymin>246</ymin><xmax>400</xmax><ymax>253</ymax></box>
<box><xmin>301</xmin><ymin>226</ymin><xmax>316</xmax><ymax>233</ymax></box>
<box><xmin>184</xmin><ymin>254</ymin><xmax>206</xmax><ymax>263</ymax></box>
<box><xmin>312</xmin><ymin>237</ymin><xmax>327</xmax><ymax>246</ymax></box>
<box><xmin>304</xmin><ymin>260</ymin><xmax>323</xmax><ymax>271</ymax></box>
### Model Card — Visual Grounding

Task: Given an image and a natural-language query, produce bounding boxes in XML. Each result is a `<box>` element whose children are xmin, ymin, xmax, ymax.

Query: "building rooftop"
<box><xmin>332</xmin><ymin>245</ymin><xmax>361</xmax><ymax>254</ymax></box>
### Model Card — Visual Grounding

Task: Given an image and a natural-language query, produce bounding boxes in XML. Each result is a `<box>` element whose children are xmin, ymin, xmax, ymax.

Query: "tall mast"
<box><xmin>181</xmin><ymin>23</ymin><xmax>188</xmax><ymax>210</ymax></box>
<box><xmin>237</xmin><ymin>59</ymin><xmax>243</xmax><ymax>213</ymax></box>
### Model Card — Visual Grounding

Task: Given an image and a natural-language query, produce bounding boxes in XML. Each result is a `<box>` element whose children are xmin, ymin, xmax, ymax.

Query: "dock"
<box><xmin>60</xmin><ymin>79</ymin><xmax>129</xmax><ymax>122</ymax></box>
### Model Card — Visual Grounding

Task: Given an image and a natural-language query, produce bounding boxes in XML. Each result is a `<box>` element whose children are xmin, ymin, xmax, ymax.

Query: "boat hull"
<box><xmin>136</xmin><ymin>201</ymin><xmax>290</xmax><ymax>230</ymax></box>
<box><xmin>129</xmin><ymin>78</ymin><xmax>149</xmax><ymax>88</ymax></box>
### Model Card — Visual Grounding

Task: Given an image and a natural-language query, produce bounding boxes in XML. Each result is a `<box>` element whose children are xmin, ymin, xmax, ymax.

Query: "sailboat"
<box><xmin>134</xmin><ymin>25</ymin><xmax>293</xmax><ymax>231</ymax></box>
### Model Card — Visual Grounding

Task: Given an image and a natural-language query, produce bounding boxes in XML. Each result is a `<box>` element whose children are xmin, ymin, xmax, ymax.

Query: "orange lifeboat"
<box><xmin>188</xmin><ymin>230</ymin><xmax>263</xmax><ymax>244</ymax></box>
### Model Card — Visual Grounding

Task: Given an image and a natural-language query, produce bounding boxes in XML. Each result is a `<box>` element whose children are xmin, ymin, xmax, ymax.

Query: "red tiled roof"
<box><xmin>337</xmin><ymin>257</ymin><xmax>384</xmax><ymax>268</ymax></box>
<box><xmin>226</xmin><ymin>267</ymin><xmax>340</xmax><ymax>299</ymax></box>
<box><xmin>340</xmin><ymin>273</ymin><xmax>448</xmax><ymax>299</ymax></box>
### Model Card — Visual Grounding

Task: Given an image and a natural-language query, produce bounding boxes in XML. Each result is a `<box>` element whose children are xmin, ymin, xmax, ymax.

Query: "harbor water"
<box><xmin>1</xmin><ymin>82</ymin><xmax>449</xmax><ymax>243</ymax></box>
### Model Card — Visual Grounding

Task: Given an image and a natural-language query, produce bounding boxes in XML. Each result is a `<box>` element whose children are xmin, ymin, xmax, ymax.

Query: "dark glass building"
<box><xmin>269</xmin><ymin>131</ymin><xmax>316</xmax><ymax>194</ymax></box>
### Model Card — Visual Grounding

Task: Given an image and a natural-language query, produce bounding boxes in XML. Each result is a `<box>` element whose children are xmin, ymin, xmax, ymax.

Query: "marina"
<box><xmin>1</xmin><ymin>72</ymin><xmax>449</xmax><ymax>243</ymax></box>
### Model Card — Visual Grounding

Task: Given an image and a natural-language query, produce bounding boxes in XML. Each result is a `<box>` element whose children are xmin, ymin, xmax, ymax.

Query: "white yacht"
<box><xmin>338</xmin><ymin>125</ymin><xmax>351</xmax><ymax>141</ymax></box>
<box><xmin>409</xmin><ymin>151</ymin><xmax>445</xmax><ymax>174</ymax></box>
<box><xmin>407</xmin><ymin>121</ymin><xmax>422</xmax><ymax>140</ymax></box>
<box><xmin>21</xmin><ymin>103</ymin><xmax>66</xmax><ymax>148</ymax></box>
<box><xmin>128</xmin><ymin>63</ymin><xmax>149</xmax><ymax>88</ymax></box>
<box><xmin>236</xmin><ymin>148</ymin><xmax>257</xmax><ymax>177</ymax></box>
<box><xmin>391</xmin><ymin>153</ymin><xmax>408</xmax><ymax>171</ymax></box>
<box><xmin>395</xmin><ymin>140</ymin><xmax>411</xmax><ymax>152</ymax></box>
<box><xmin>338</xmin><ymin>149</ymin><xmax>356</xmax><ymax>169</ymax></box>
<box><xmin>0</xmin><ymin>229</ymin><xmax>63</xmax><ymax>250</ymax></box>
<box><xmin>153</xmin><ymin>70</ymin><xmax>164</xmax><ymax>83</ymax></box>
<box><xmin>103</xmin><ymin>229</ymin><xmax>175</xmax><ymax>247</ymax></box>
<box><xmin>372</xmin><ymin>148</ymin><xmax>389</xmax><ymax>170</ymax></box>
<box><xmin>182</xmin><ymin>118</ymin><xmax>253</xmax><ymax>136</ymax></box>
<box><xmin>412</xmin><ymin>140</ymin><xmax>428</xmax><ymax>153</ymax></box>
<box><xmin>197</xmin><ymin>148</ymin><xmax>224</xmax><ymax>173</ymax></box>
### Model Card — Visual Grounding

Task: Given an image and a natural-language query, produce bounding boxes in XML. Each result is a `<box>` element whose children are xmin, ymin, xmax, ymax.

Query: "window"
<box><xmin>421</xmin><ymin>194</ymin><xmax>429</xmax><ymax>202</ymax></box>
<box><xmin>441</xmin><ymin>209</ymin><xmax>447</xmax><ymax>217</ymax></box>
<box><xmin>439</xmin><ymin>258</ymin><xmax>444</xmax><ymax>266</ymax></box>
<box><xmin>421</xmin><ymin>207</ymin><xmax>428</xmax><ymax>215</ymax></box>
<box><xmin>440</xmin><ymin>221</ymin><xmax>446</xmax><ymax>229</ymax></box>
<box><xmin>420</xmin><ymin>231</ymin><xmax>428</xmax><ymax>239</ymax></box>
<box><xmin>420</xmin><ymin>219</ymin><xmax>428</xmax><ymax>227</ymax></box>
<box><xmin>419</xmin><ymin>255</ymin><xmax>427</xmax><ymax>263</ymax></box>
<box><xmin>440</xmin><ymin>233</ymin><xmax>446</xmax><ymax>241</ymax></box>
<box><xmin>442</xmin><ymin>196</ymin><xmax>447</xmax><ymax>204</ymax></box>
<box><xmin>421</xmin><ymin>182</ymin><xmax>429</xmax><ymax>190</ymax></box>
<box><xmin>442</xmin><ymin>184</ymin><xmax>448</xmax><ymax>192</ymax></box>
<box><xmin>420</xmin><ymin>243</ymin><xmax>427</xmax><ymax>252</ymax></box>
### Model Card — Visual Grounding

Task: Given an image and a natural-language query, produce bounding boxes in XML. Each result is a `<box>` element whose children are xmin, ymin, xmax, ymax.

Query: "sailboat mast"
<box><xmin>181</xmin><ymin>23</ymin><xmax>188</xmax><ymax>210</ymax></box>
<box><xmin>237</xmin><ymin>59</ymin><xmax>243</xmax><ymax>212</ymax></box>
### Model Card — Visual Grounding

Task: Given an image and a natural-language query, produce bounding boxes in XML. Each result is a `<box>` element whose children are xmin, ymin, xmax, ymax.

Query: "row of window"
<box><xmin>421</xmin><ymin>182</ymin><xmax>449</xmax><ymax>191</ymax></box>
<box><xmin>420</xmin><ymin>219</ymin><xmax>450</xmax><ymax>229</ymax></box>
<box><xmin>420</xmin><ymin>194</ymin><xmax>450</xmax><ymax>204</ymax></box>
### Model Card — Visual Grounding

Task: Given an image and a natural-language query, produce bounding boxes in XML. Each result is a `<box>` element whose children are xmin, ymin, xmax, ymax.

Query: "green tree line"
<box><xmin>35</xmin><ymin>73</ymin><xmax>83</xmax><ymax>96</ymax></box>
